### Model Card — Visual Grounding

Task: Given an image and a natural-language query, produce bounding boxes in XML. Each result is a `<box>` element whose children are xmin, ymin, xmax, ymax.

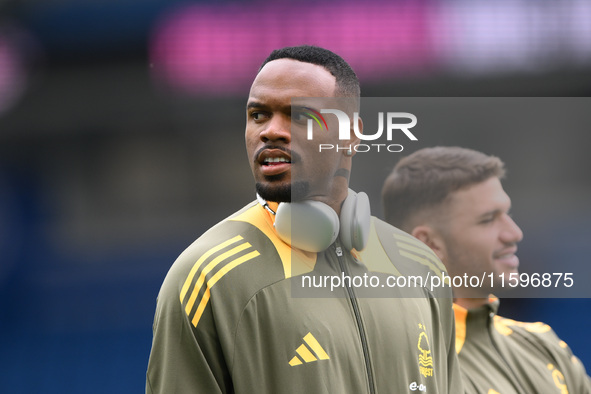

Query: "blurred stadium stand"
<box><xmin>0</xmin><ymin>0</ymin><xmax>590</xmax><ymax>393</ymax></box>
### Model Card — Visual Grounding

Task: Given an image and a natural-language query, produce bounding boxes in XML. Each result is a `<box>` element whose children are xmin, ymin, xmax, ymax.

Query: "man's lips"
<box><xmin>494</xmin><ymin>246</ymin><xmax>519</xmax><ymax>268</ymax></box>
<box><xmin>255</xmin><ymin>146</ymin><xmax>293</xmax><ymax>163</ymax></box>
<box><xmin>261</xmin><ymin>158</ymin><xmax>291</xmax><ymax>176</ymax></box>
<box><xmin>256</xmin><ymin>148</ymin><xmax>292</xmax><ymax>177</ymax></box>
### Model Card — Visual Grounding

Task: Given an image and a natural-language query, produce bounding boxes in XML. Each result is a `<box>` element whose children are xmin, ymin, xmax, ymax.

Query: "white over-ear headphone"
<box><xmin>259</xmin><ymin>189</ymin><xmax>371</xmax><ymax>253</ymax></box>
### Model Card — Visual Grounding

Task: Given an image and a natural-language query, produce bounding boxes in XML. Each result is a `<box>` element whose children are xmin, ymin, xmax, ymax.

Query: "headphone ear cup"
<box><xmin>274</xmin><ymin>200</ymin><xmax>339</xmax><ymax>253</ymax></box>
<box><xmin>339</xmin><ymin>190</ymin><xmax>371</xmax><ymax>251</ymax></box>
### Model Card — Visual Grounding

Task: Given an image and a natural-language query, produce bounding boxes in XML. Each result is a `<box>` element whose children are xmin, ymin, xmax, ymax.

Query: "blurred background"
<box><xmin>0</xmin><ymin>0</ymin><xmax>590</xmax><ymax>392</ymax></box>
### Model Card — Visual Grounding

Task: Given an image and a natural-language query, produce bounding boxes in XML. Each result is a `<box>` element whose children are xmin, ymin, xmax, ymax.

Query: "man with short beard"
<box><xmin>146</xmin><ymin>46</ymin><xmax>462</xmax><ymax>393</ymax></box>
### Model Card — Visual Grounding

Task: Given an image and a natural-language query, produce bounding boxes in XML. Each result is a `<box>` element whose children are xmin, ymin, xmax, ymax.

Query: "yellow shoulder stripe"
<box><xmin>398</xmin><ymin>249</ymin><xmax>443</xmax><ymax>278</ymax></box>
<box><xmin>393</xmin><ymin>233</ymin><xmax>446</xmax><ymax>272</ymax></box>
<box><xmin>493</xmin><ymin>316</ymin><xmax>551</xmax><ymax>336</ymax></box>
<box><xmin>453</xmin><ymin>303</ymin><xmax>468</xmax><ymax>354</ymax></box>
<box><xmin>230</xmin><ymin>203</ymin><xmax>316</xmax><ymax>278</ymax></box>
<box><xmin>180</xmin><ymin>235</ymin><xmax>243</xmax><ymax>302</ymax></box>
<box><xmin>191</xmin><ymin>250</ymin><xmax>260</xmax><ymax>327</ymax></box>
<box><xmin>179</xmin><ymin>235</ymin><xmax>260</xmax><ymax>327</ymax></box>
<box><xmin>184</xmin><ymin>242</ymin><xmax>253</xmax><ymax>314</ymax></box>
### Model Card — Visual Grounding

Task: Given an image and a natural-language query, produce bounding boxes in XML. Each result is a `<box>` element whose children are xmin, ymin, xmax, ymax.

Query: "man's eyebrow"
<box><xmin>246</xmin><ymin>101</ymin><xmax>265</xmax><ymax>110</ymax></box>
<box><xmin>479</xmin><ymin>209</ymin><xmax>500</xmax><ymax>218</ymax></box>
<box><xmin>246</xmin><ymin>101</ymin><xmax>295</xmax><ymax>114</ymax></box>
<box><xmin>293</xmin><ymin>104</ymin><xmax>317</xmax><ymax>113</ymax></box>
<box><xmin>478</xmin><ymin>207</ymin><xmax>510</xmax><ymax>219</ymax></box>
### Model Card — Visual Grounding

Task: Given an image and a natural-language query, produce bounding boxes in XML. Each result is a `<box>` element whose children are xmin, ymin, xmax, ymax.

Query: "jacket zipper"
<box><xmin>335</xmin><ymin>244</ymin><xmax>376</xmax><ymax>394</ymax></box>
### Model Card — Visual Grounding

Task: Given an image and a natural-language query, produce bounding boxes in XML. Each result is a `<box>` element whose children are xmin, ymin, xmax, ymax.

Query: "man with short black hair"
<box><xmin>146</xmin><ymin>46</ymin><xmax>463</xmax><ymax>393</ymax></box>
<box><xmin>382</xmin><ymin>146</ymin><xmax>591</xmax><ymax>393</ymax></box>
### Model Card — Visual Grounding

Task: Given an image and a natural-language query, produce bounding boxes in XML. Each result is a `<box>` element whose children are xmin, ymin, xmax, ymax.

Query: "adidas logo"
<box><xmin>289</xmin><ymin>332</ymin><xmax>330</xmax><ymax>366</ymax></box>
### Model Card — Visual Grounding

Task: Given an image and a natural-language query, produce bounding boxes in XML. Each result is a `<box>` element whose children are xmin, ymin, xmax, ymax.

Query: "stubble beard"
<box><xmin>255</xmin><ymin>178</ymin><xmax>309</xmax><ymax>203</ymax></box>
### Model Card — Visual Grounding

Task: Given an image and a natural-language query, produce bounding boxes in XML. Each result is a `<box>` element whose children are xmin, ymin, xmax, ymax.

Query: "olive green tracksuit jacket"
<box><xmin>454</xmin><ymin>298</ymin><xmax>591</xmax><ymax>393</ymax></box>
<box><xmin>146</xmin><ymin>199</ymin><xmax>463</xmax><ymax>393</ymax></box>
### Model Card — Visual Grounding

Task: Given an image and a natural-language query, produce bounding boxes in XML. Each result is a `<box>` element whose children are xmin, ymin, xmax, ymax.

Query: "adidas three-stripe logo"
<box><xmin>180</xmin><ymin>235</ymin><xmax>260</xmax><ymax>327</ymax></box>
<box><xmin>289</xmin><ymin>333</ymin><xmax>330</xmax><ymax>366</ymax></box>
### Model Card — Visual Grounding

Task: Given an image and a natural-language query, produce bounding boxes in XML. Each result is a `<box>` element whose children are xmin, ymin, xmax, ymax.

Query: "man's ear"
<box><xmin>342</xmin><ymin>115</ymin><xmax>362</xmax><ymax>158</ymax></box>
<box><xmin>411</xmin><ymin>225</ymin><xmax>447</xmax><ymax>262</ymax></box>
<box><xmin>350</xmin><ymin>115</ymin><xmax>362</xmax><ymax>146</ymax></box>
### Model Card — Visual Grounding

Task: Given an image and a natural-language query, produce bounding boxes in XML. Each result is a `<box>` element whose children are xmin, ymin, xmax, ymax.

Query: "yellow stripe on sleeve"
<box><xmin>185</xmin><ymin>242</ymin><xmax>252</xmax><ymax>314</ymax></box>
<box><xmin>191</xmin><ymin>250</ymin><xmax>260</xmax><ymax>327</ymax></box>
<box><xmin>393</xmin><ymin>233</ymin><xmax>446</xmax><ymax>272</ymax></box>
<box><xmin>398</xmin><ymin>250</ymin><xmax>443</xmax><ymax>278</ymax></box>
<box><xmin>180</xmin><ymin>235</ymin><xmax>244</xmax><ymax>302</ymax></box>
<box><xmin>396</xmin><ymin>241</ymin><xmax>445</xmax><ymax>274</ymax></box>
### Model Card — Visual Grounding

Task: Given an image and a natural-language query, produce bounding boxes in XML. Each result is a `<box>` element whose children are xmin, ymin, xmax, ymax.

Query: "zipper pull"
<box><xmin>335</xmin><ymin>246</ymin><xmax>343</xmax><ymax>257</ymax></box>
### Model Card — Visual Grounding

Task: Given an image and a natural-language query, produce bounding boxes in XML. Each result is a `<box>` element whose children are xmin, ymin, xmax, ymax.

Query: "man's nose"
<box><xmin>501</xmin><ymin>214</ymin><xmax>524</xmax><ymax>244</ymax></box>
<box><xmin>260</xmin><ymin>114</ymin><xmax>291</xmax><ymax>143</ymax></box>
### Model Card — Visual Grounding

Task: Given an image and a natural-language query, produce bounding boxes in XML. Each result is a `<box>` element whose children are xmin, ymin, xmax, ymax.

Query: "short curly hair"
<box><xmin>382</xmin><ymin>146</ymin><xmax>505</xmax><ymax>232</ymax></box>
<box><xmin>259</xmin><ymin>45</ymin><xmax>360</xmax><ymax>100</ymax></box>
